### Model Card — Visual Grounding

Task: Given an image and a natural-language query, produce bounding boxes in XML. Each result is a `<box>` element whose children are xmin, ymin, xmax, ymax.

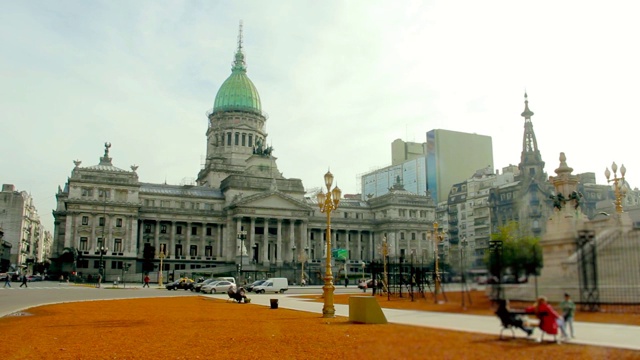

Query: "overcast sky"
<box><xmin>2</xmin><ymin>1</ymin><xmax>640</xmax><ymax>233</ymax></box>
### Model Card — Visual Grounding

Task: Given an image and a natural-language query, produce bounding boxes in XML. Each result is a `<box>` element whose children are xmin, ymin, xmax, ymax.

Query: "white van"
<box><xmin>252</xmin><ymin>277</ymin><xmax>288</xmax><ymax>293</ymax></box>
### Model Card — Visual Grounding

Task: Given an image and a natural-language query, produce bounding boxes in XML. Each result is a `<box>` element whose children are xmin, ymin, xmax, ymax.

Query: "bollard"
<box><xmin>270</xmin><ymin>299</ymin><xmax>278</xmax><ymax>309</ymax></box>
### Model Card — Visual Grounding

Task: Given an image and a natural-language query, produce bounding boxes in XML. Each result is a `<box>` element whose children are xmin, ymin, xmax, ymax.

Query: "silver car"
<box><xmin>201</xmin><ymin>280</ymin><xmax>234</xmax><ymax>294</ymax></box>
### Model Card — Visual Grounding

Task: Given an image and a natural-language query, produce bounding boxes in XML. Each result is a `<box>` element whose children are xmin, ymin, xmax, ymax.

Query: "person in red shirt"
<box><xmin>526</xmin><ymin>296</ymin><xmax>565</xmax><ymax>343</ymax></box>
<box><xmin>143</xmin><ymin>275</ymin><xmax>150</xmax><ymax>288</ymax></box>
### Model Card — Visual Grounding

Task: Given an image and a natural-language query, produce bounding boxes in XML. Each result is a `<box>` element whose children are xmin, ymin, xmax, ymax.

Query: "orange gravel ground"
<box><xmin>2</xmin><ymin>291</ymin><xmax>639</xmax><ymax>360</ymax></box>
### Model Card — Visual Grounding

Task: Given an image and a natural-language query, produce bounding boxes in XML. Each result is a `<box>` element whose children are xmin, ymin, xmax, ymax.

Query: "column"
<box><xmin>186</xmin><ymin>221</ymin><xmax>192</xmax><ymax>258</ymax></box>
<box><xmin>276</xmin><ymin>219</ymin><xmax>282</xmax><ymax>265</ymax></box>
<box><xmin>262</xmin><ymin>218</ymin><xmax>269</xmax><ymax>266</ymax></box>
<box><xmin>345</xmin><ymin>230</ymin><xmax>350</xmax><ymax>259</ymax></box>
<box><xmin>357</xmin><ymin>231</ymin><xmax>362</xmax><ymax>261</ymax></box>
<box><xmin>236</xmin><ymin>218</ymin><xmax>242</xmax><ymax>256</ymax></box>
<box><xmin>217</xmin><ymin>224</ymin><xmax>223</xmax><ymax>257</ymax></box>
<box><xmin>170</xmin><ymin>221</ymin><xmax>176</xmax><ymax>259</ymax></box>
<box><xmin>107</xmin><ymin>215</ymin><xmax>114</xmax><ymax>248</ymax></box>
<box><xmin>289</xmin><ymin>220</ymin><xmax>295</xmax><ymax>261</ymax></box>
<box><xmin>71</xmin><ymin>214</ymin><xmax>78</xmax><ymax>249</ymax></box>
<box><xmin>91</xmin><ymin>214</ymin><xmax>97</xmax><ymax>251</ymax></box>
<box><xmin>200</xmin><ymin>223</ymin><xmax>206</xmax><ymax>258</ymax></box>
<box><xmin>250</xmin><ymin>217</ymin><xmax>256</xmax><ymax>262</ymax></box>
<box><xmin>138</xmin><ymin>221</ymin><xmax>145</xmax><ymax>257</ymax></box>
<box><xmin>154</xmin><ymin>220</ymin><xmax>160</xmax><ymax>258</ymax></box>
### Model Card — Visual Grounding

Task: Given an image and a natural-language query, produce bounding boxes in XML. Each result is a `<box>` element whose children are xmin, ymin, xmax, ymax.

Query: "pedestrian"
<box><xmin>20</xmin><ymin>273</ymin><xmax>28</xmax><ymax>288</ymax></box>
<box><xmin>97</xmin><ymin>274</ymin><xmax>102</xmax><ymax>288</ymax></box>
<box><xmin>143</xmin><ymin>275</ymin><xmax>150</xmax><ymax>288</ymax></box>
<box><xmin>560</xmin><ymin>293</ymin><xmax>576</xmax><ymax>338</ymax></box>
<box><xmin>3</xmin><ymin>274</ymin><xmax>10</xmax><ymax>288</ymax></box>
<box><xmin>59</xmin><ymin>274</ymin><xmax>64</xmax><ymax>283</ymax></box>
<box><xmin>301</xmin><ymin>278</ymin><xmax>306</xmax><ymax>287</ymax></box>
<box><xmin>525</xmin><ymin>295</ymin><xmax>566</xmax><ymax>343</ymax></box>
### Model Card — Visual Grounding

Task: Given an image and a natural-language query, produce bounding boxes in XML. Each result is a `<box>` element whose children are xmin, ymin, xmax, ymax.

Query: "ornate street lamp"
<box><xmin>430</xmin><ymin>222</ymin><xmax>445</xmax><ymax>303</ymax></box>
<box><xmin>237</xmin><ymin>229</ymin><xmax>247</xmax><ymax>282</ymax></box>
<box><xmin>158</xmin><ymin>244</ymin><xmax>166</xmax><ymax>287</ymax></box>
<box><xmin>98</xmin><ymin>246</ymin><xmax>108</xmax><ymax>278</ymax></box>
<box><xmin>605</xmin><ymin>162</ymin><xmax>627</xmax><ymax>214</ymax></box>
<box><xmin>316</xmin><ymin>169</ymin><xmax>341</xmax><ymax>318</ymax></box>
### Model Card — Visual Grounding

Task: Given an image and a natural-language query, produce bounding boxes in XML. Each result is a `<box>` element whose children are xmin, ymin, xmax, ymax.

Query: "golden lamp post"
<box><xmin>316</xmin><ymin>169</ymin><xmax>342</xmax><ymax>318</ymax></box>
<box><xmin>430</xmin><ymin>222</ymin><xmax>445</xmax><ymax>303</ymax></box>
<box><xmin>158</xmin><ymin>244</ymin><xmax>166</xmax><ymax>287</ymax></box>
<box><xmin>605</xmin><ymin>162</ymin><xmax>627</xmax><ymax>214</ymax></box>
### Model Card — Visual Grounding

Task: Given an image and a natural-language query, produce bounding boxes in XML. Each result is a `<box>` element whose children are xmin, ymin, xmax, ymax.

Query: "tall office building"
<box><xmin>426</xmin><ymin>129</ymin><xmax>494</xmax><ymax>203</ymax></box>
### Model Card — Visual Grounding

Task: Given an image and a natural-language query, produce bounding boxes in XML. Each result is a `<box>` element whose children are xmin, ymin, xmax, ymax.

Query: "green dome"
<box><xmin>213</xmin><ymin>48</ymin><xmax>262</xmax><ymax>116</ymax></box>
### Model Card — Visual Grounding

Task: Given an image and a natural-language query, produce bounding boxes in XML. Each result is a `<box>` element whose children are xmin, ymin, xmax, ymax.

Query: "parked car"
<box><xmin>165</xmin><ymin>278</ymin><xmax>195</xmax><ymax>291</ymax></box>
<box><xmin>192</xmin><ymin>278</ymin><xmax>217</xmax><ymax>292</ymax></box>
<box><xmin>27</xmin><ymin>275</ymin><xmax>44</xmax><ymax>282</ymax></box>
<box><xmin>201</xmin><ymin>280</ymin><xmax>234</xmax><ymax>294</ymax></box>
<box><xmin>245</xmin><ymin>280</ymin><xmax>266</xmax><ymax>292</ymax></box>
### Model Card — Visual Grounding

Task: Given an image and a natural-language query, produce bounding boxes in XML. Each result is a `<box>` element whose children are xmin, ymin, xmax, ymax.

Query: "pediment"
<box><xmin>229</xmin><ymin>191</ymin><xmax>312</xmax><ymax>213</ymax></box>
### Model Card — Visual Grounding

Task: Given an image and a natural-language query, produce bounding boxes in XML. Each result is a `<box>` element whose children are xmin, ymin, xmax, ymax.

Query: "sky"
<box><xmin>2</xmin><ymin>1</ymin><xmax>640</xmax><ymax>233</ymax></box>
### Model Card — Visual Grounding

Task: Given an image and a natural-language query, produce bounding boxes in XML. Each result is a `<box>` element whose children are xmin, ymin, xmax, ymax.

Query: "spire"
<box><xmin>232</xmin><ymin>20</ymin><xmax>247</xmax><ymax>73</ymax></box>
<box><xmin>518</xmin><ymin>93</ymin><xmax>545</xmax><ymax>180</ymax></box>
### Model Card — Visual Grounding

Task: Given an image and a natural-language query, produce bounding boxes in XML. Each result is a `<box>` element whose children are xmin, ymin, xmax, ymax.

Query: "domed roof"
<box><xmin>212</xmin><ymin>26</ymin><xmax>262</xmax><ymax>116</ymax></box>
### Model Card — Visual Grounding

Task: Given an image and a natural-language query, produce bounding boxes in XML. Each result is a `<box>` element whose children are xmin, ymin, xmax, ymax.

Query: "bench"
<box><xmin>349</xmin><ymin>296</ymin><xmax>387</xmax><ymax>324</ymax></box>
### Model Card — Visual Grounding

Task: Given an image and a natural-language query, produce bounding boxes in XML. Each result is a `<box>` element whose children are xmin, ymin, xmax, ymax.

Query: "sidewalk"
<box><xmin>246</xmin><ymin>293</ymin><xmax>640</xmax><ymax>352</ymax></box>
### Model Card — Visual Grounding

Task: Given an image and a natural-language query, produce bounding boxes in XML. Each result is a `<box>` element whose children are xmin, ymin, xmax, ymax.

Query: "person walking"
<box><xmin>20</xmin><ymin>273</ymin><xmax>28</xmax><ymax>288</ymax></box>
<box><xmin>560</xmin><ymin>293</ymin><xmax>576</xmax><ymax>338</ymax></box>
<box><xmin>143</xmin><ymin>275</ymin><xmax>150</xmax><ymax>288</ymax></box>
<box><xmin>3</xmin><ymin>274</ymin><xmax>11</xmax><ymax>288</ymax></box>
<box><xmin>344</xmin><ymin>276</ymin><xmax>348</xmax><ymax>288</ymax></box>
<box><xmin>96</xmin><ymin>274</ymin><xmax>102</xmax><ymax>288</ymax></box>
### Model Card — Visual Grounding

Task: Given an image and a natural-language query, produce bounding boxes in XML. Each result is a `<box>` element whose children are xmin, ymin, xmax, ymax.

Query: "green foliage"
<box><xmin>485</xmin><ymin>221</ymin><xmax>543</xmax><ymax>281</ymax></box>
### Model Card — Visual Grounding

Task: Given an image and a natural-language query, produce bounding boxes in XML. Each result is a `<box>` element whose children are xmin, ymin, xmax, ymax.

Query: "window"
<box><xmin>191</xmin><ymin>226</ymin><xmax>197</xmax><ymax>236</ymax></box>
<box><xmin>176</xmin><ymin>226</ymin><xmax>182</xmax><ymax>235</ymax></box>
<box><xmin>113</xmin><ymin>239</ymin><xmax>122</xmax><ymax>252</ymax></box>
<box><xmin>242</xmin><ymin>133</ymin><xmax>246</xmax><ymax>146</ymax></box>
<box><xmin>175</xmin><ymin>244</ymin><xmax>183</xmax><ymax>257</ymax></box>
<box><xmin>97</xmin><ymin>238</ymin><xmax>103</xmax><ymax>248</ymax></box>
<box><xmin>190</xmin><ymin>245</ymin><xmax>197</xmax><ymax>256</ymax></box>
<box><xmin>82</xmin><ymin>216</ymin><xmax>89</xmax><ymax>225</ymax></box>
<box><xmin>248</xmin><ymin>134</ymin><xmax>253</xmax><ymax>147</ymax></box>
<box><xmin>79</xmin><ymin>237</ymin><xmax>88</xmax><ymax>250</ymax></box>
<box><xmin>77</xmin><ymin>259</ymin><xmax>89</xmax><ymax>269</ymax></box>
<box><xmin>99</xmin><ymin>217</ymin><xmax>105</xmax><ymax>226</ymax></box>
<box><xmin>116</xmin><ymin>218</ymin><xmax>122</xmax><ymax>227</ymax></box>
<box><xmin>234</xmin><ymin>132</ymin><xmax>239</xmax><ymax>145</ymax></box>
<box><xmin>411</xmin><ymin>233</ymin><xmax>416</xmax><ymax>240</ymax></box>
<box><xmin>111</xmin><ymin>261</ymin><xmax>123</xmax><ymax>270</ymax></box>
<box><xmin>99</xmin><ymin>189</ymin><xmax>110</xmax><ymax>199</ymax></box>
<box><xmin>227</xmin><ymin>132</ymin><xmax>231</xmax><ymax>146</ymax></box>
<box><xmin>160</xmin><ymin>225</ymin><xmax>167</xmax><ymax>234</ymax></box>
<box><xmin>343</xmin><ymin>212</ymin><xmax>349</xmax><ymax>219</ymax></box>
<box><xmin>93</xmin><ymin>260</ymin><xmax>100</xmax><ymax>269</ymax></box>
<box><xmin>206</xmin><ymin>227</ymin><xmax>212</xmax><ymax>236</ymax></box>
<box><xmin>205</xmin><ymin>245</ymin><xmax>213</xmax><ymax>257</ymax></box>
<box><xmin>81</xmin><ymin>188</ymin><xmax>93</xmax><ymax>197</ymax></box>
<box><xmin>144</xmin><ymin>224</ymin><xmax>151</xmax><ymax>233</ymax></box>
<box><xmin>400</xmin><ymin>232</ymin><xmax>405</xmax><ymax>240</ymax></box>
<box><xmin>422</xmin><ymin>233</ymin><xmax>427</xmax><ymax>240</ymax></box>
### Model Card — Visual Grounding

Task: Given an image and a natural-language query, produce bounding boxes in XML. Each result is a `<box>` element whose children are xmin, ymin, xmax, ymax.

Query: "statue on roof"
<box><xmin>104</xmin><ymin>142</ymin><xmax>111</xmax><ymax>157</ymax></box>
<box><xmin>549</xmin><ymin>192</ymin><xmax>565</xmax><ymax>211</ymax></box>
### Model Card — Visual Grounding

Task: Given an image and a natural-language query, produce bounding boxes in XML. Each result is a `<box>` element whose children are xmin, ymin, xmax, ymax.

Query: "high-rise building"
<box><xmin>426</xmin><ymin>129</ymin><xmax>494</xmax><ymax>203</ymax></box>
<box><xmin>0</xmin><ymin>184</ymin><xmax>47</xmax><ymax>271</ymax></box>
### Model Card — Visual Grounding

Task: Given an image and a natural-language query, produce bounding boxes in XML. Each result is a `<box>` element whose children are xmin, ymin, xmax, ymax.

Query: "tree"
<box><xmin>485</xmin><ymin>221</ymin><xmax>543</xmax><ymax>282</ymax></box>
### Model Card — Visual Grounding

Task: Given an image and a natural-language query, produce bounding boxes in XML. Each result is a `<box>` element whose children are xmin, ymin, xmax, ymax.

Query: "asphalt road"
<box><xmin>0</xmin><ymin>281</ymin><xmax>361</xmax><ymax>317</ymax></box>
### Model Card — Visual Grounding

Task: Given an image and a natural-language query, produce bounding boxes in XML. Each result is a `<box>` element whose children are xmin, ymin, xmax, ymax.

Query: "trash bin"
<box><xmin>270</xmin><ymin>299</ymin><xmax>278</xmax><ymax>309</ymax></box>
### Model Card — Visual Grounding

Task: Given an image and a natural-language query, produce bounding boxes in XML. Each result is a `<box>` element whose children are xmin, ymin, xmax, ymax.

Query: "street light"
<box><xmin>605</xmin><ymin>162</ymin><xmax>627</xmax><ymax>214</ymax></box>
<box><xmin>98</xmin><ymin>246</ymin><xmax>108</xmax><ymax>278</ymax></box>
<box><xmin>460</xmin><ymin>236</ymin><xmax>471</xmax><ymax>309</ymax></box>
<box><xmin>237</xmin><ymin>229</ymin><xmax>247</xmax><ymax>282</ymax></box>
<box><xmin>316</xmin><ymin>169</ymin><xmax>341</xmax><ymax>318</ymax></box>
<box><xmin>158</xmin><ymin>244</ymin><xmax>166</xmax><ymax>287</ymax></box>
<box><xmin>430</xmin><ymin>222</ymin><xmax>445</xmax><ymax>303</ymax></box>
<box><xmin>300</xmin><ymin>247</ymin><xmax>308</xmax><ymax>285</ymax></box>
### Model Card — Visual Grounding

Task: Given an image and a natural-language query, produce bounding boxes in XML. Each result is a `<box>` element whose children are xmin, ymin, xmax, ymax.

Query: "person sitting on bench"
<box><xmin>495</xmin><ymin>299</ymin><xmax>534</xmax><ymax>336</ymax></box>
